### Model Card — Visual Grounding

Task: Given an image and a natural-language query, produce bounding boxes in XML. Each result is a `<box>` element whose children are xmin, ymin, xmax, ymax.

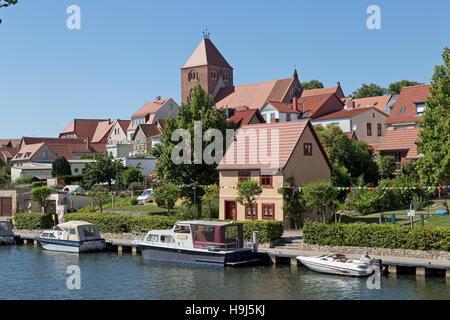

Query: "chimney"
<box><xmin>85</xmin><ymin>137</ymin><xmax>90</xmax><ymax>149</ymax></box>
<box><xmin>293</xmin><ymin>97</ymin><xmax>299</xmax><ymax>112</ymax></box>
<box><xmin>155</xmin><ymin>96</ymin><xmax>161</xmax><ymax>101</ymax></box>
<box><xmin>108</xmin><ymin>118</ymin><xmax>111</xmax><ymax>124</ymax></box>
<box><xmin>270</xmin><ymin>118</ymin><xmax>279</xmax><ymax>123</ymax></box>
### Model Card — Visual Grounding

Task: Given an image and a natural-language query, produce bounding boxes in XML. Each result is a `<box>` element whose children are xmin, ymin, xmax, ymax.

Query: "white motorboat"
<box><xmin>133</xmin><ymin>221</ymin><xmax>254</xmax><ymax>267</ymax></box>
<box><xmin>0</xmin><ymin>219</ymin><xmax>14</xmax><ymax>245</ymax></box>
<box><xmin>36</xmin><ymin>221</ymin><xmax>106</xmax><ymax>253</ymax></box>
<box><xmin>296</xmin><ymin>253</ymin><xmax>381</xmax><ymax>277</ymax></box>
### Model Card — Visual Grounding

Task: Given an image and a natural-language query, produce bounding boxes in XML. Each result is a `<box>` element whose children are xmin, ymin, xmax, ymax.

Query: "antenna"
<box><xmin>202</xmin><ymin>27</ymin><xmax>210</xmax><ymax>39</ymax></box>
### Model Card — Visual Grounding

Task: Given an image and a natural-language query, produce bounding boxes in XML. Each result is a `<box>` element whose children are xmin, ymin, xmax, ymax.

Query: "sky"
<box><xmin>0</xmin><ymin>0</ymin><xmax>449</xmax><ymax>138</ymax></box>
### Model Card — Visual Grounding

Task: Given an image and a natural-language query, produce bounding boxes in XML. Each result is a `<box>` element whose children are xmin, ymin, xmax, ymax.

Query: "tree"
<box><xmin>388</xmin><ymin>80</ymin><xmax>423</xmax><ymax>95</ymax></box>
<box><xmin>0</xmin><ymin>0</ymin><xmax>18</xmax><ymax>24</ymax></box>
<box><xmin>154</xmin><ymin>84</ymin><xmax>235</xmax><ymax>218</ymax></box>
<box><xmin>52</xmin><ymin>156</ymin><xmax>72</xmax><ymax>177</ymax></box>
<box><xmin>303</xmin><ymin>181</ymin><xmax>336</xmax><ymax>223</ymax></box>
<box><xmin>378</xmin><ymin>155</ymin><xmax>396</xmax><ymax>179</ymax></box>
<box><xmin>122</xmin><ymin>167</ymin><xmax>145</xmax><ymax>188</ymax></box>
<box><xmin>202</xmin><ymin>184</ymin><xmax>219</xmax><ymax>219</ymax></box>
<box><xmin>278</xmin><ymin>177</ymin><xmax>305</xmax><ymax>228</ymax></box>
<box><xmin>352</xmin><ymin>83</ymin><xmax>387</xmax><ymax>98</ymax></box>
<box><xmin>301</xmin><ymin>80</ymin><xmax>324</xmax><ymax>90</ymax></box>
<box><xmin>236</xmin><ymin>179</ymin><xmax>262</xmax><ymax>221</ymax></box>
<box><xmin>90</xmin><ymin>185</ymin><xmax>108</xmax><ymax>214</ymax></box>
<box><xmin>416</xmin><ymin>47</ymin><xmax>450</xmax><ymax>185</ymax></box>
<box><xmin>0</xmin><ymin>163</ymin><xmax>11</xmax><ymax>186</ymax></box>
<box><xmin>31</xmin><ymin>186</ymin><xmax>52</xmax><ymax>213</ymax></box>
<box><xmin>83</xmin><ymin>155</ymin><xmax>125</xmax><ymax>191</ymax></box>
<box><xmin>152</xmin><ymin>183</ymin><xmax>180</xmax><ymax>215</ymax></box>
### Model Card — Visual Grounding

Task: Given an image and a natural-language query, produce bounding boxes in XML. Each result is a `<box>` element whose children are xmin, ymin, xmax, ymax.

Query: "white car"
<box><xmin>137</xmin><ymin>189</ymin><xmax>153</xmax><ymax>204</ymax></box>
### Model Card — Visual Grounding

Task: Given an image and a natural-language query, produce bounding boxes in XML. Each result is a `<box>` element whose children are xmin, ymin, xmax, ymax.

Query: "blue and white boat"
<box><xmin>0</xmin><ymin>219</ymin><xmax>14</xmax><ymax>245</ymax></box>
<box><xmin>37</xmin><ymin>221</ymin><xmax>106</xmax><ymax>253</ymax></box>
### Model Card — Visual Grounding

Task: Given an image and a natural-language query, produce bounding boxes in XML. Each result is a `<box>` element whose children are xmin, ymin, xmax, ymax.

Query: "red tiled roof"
<box><xmin>314</xmin><ymin>106</ymin><xmax>385</xmax><ymax>120</ymax></box>
<box><xmin>267</xmin><ymin>101</ymin><xmax>301</xmax><ymax>114</ymax></box>
<box><xmin>301</xmin><ymin>83</ymin><xmax>344</xmax><ymax>98</ymax></box>
<box><xmin>297</xmin><ymin>93</ymin><xmax>344</xmax><ymax>119</ymax></box>
<box><xmin>89</xmin><ymin>143</ymin><xmax>107</xmax><ymax>153</ymax></box>
<box><xmin>132</xmin><ymin>98</ymin><xmax>172</xmax><ymax>118</ymax></box>
<box><xmin>22</xmin><ymin>137</ymin><xmax>84</xmax><ymax>146</ymax></box>
<box><xmin>91</xmin><ymin>120</ymin><xmax>114</xmax><ymax>143</ymax></box>
<box><xmin>138</xmin><ymin>124</ymin><xmax>162</xmax><ymax>138</ymax></box>
<box><xmin>228</xmin><ymin>108</ymin><xmax>265</xmax><ymax>128</ymax></box>
<box><xmin>346</xmin><ymin>95</ymin><xmax>392</xmax><ymax>112</ymax></box>
<box><xmin>386</xmin><ymin>85</ymin><xmax>431</xmax><ymax>124</ymax></box>
<box><xmin>217</xmin><ymin>119</ymin><xmax>332</xmax><ymax>170</ymax></box>
<box><xmin>12</xmin><ymin>143</ymin><xmax>46</xmax><ymax>161</ymax></box>
<box><xmin>48</xmin><ymin>145</ymin><xmax>74</xmax><ymax>160</ymax></box>
<box><xmin>377</xmin><ymin>128</ymin><xmax>422</xmax><ymax>159</ymax></box>
<box><xmin>116</xmin><ymin>120</ymin><xmax>132</xmax><ymax>135</ymax></box>
<box><xmin>0</xmin><ymin>147</ymin><xmax>20</xmax><ymax>159</ymax></box>
<box><xmin>182</xmin><ymin>38</ymin><xmax>232</xmax><ymax>69</ymax></box>
<box><xmin>215</xmin><ymin>78</ymin><xmax>294</xmax><ymax>110</ymax></box>
<box><xmin>0</xmin><ymin>139</ymin><xmax>21</xmax><ymax>148</ymax></box>
<box><xmin>60</xmin><ymin>119</ymin><xmax>107</xmax><ymax>140</ymax></box>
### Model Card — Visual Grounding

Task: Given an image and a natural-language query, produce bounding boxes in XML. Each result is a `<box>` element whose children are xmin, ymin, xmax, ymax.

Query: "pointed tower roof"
<box><xmin>181</xmin><ymin>38</ymin><xmax>232</xmax><ymax>70</ymax></box>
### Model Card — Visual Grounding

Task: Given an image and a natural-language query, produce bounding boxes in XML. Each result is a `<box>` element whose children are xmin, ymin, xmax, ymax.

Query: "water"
<box><xmin>1</xmin><ymin>246</ymin><xmax>449</xmax><ymax>300</ymax></box>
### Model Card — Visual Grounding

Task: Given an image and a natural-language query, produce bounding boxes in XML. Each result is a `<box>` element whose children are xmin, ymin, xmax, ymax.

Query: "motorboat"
<box><xmin>133</xmin><ymin>221</ymin><xmax>254</xmax><ymax>267</ymax></box>
<box><xmin>0</xmin><ymin>219</ymin><xmax>14</xmax><ymax>245</ymax></box>
<box><xmin>137</xmin><ymin>189</ymin><xmax>153</xmax><ymax>205</ymax></box>
<box><xmin>36</xmin><ymin>221</ymin><xmax>106</xmax><ymax>253</ymax></box>
<box><xmin>296</xmin><ymin>253</ymin><xmax>381</xmax><ymax>277</ymax></box>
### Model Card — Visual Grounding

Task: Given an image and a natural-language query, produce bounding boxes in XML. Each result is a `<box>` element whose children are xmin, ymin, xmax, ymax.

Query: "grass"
<box><xmin>107</xmin><ymin>204</ymin><xmax>175</xmax><ymax>213</ymax></box>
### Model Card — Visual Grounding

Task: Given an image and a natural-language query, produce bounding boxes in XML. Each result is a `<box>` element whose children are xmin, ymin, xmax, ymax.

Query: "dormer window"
<box><xmin>415</xmin><ymin>102</ymin><xmax>425</xmax><ymax>115</ymax></box>
<box><xmin>399</xmin><ymin>106</ymin><xmax>406</xmax><ymax>115</ymax></box>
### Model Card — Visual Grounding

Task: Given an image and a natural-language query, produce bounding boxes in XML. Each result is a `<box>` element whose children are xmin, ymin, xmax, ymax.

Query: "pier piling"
<box><xmin>446</xmin><ymin>270</ymin><xmax>450</xmax><ymax>280</ymax></box>
<box><xmin>270</xmin><ymin>255</ymin><xmax>277</xmax><ymax>265</ymax></box>
<box><xmin>416</xmin><ymin>267</ymin><xmax>426</xmax><ymax>277</ymax></box>
<box><xmin>132</xmin><ymin>246</ymin><xmax>137</xmax><ymax>255</ymax></box>
<box><xmin>290</xmin><ymin>257</ymin><xmax>298</xmax><ymax>267</ymax></box>
<box><xmin>388</xmin><ymin>265</ymin><xmax>397</xmax><ymax>274</ymax></box>
<box><xmin>118</xmin><ymin>245</ymin><xmax>123</xmax><ymax>254</ymax></box>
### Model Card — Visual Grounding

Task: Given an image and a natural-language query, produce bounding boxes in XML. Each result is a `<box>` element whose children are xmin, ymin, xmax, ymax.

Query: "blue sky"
<box><xmin>0</xmin><ymin>0</ymin><xmax>448</xmax><ymax>138</ymax></box>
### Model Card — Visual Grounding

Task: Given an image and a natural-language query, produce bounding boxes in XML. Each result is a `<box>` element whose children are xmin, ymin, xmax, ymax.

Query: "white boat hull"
<box><xmin>297</xmin><ymin>256</ymin><xmax>374</xmax><ymax>277</ymax></box>
<box><xmin>37</xmin><ymin>238</ymin><xmax>106</xmax><ymax>253</ymax></box>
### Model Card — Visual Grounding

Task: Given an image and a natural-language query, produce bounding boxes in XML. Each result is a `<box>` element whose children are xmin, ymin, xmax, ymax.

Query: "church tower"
<box><xmin>181</xmin><ymin>31</ymin><xmax>233</xmax><ymax>103</ymax></box>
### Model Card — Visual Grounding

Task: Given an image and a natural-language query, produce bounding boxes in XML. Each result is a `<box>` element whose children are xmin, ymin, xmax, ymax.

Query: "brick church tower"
<box><xmin>181</xmin><ymin>32</ymin><xmax>233</xmax><ymax>103</ymax></box>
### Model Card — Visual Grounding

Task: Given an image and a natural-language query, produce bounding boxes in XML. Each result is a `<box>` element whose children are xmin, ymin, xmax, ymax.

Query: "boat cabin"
<box><xmin>144</xmin><ymin>221</ymin><xmax>244</xmax><ymax>251</ymax></box>
<box><xmin>0</xmin><ymin>219</ymin><xmax>14</xmax><ymax>237</ymax></box>
<box><xmin>42</xmin><ymin>221</ymin><xmax>102</xmax><ymax>242</ymax></box>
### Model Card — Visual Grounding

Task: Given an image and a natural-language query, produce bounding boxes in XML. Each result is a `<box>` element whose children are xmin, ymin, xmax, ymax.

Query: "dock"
<box><xmin>13</xmin><ymin>233</ymin><xmax>450</xmax><ymax>278</ymax></box>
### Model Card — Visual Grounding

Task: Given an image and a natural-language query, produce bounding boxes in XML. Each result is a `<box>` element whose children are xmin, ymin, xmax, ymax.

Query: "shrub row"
<box><xmin>303</xmin><ymin>220</ymin><xmax>450</xmax><ymax>251</ymax></box>
<box><xmin>13</xmin><ymin>212</ymin><xmax>284</xmax><ymax>243</ymax></box>
<box><xmin>13</xmin><ymin>212</ymin><xmax>54</xmax><ymax>230</ymax></box>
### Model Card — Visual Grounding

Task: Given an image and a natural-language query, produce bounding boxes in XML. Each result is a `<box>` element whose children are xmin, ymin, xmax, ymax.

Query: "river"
<box><xmin>1</xmin><ymin>246</ymin><xmax>449</xmax><ymax>300</ymax></box>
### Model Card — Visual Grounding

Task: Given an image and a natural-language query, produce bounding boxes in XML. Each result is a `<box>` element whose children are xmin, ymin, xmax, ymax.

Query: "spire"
<box><xmin>293</xmin><ymin>67</ymin><xmax>298</xmax><ymax>80</ymax></box>
<box><xmin>202</xmin><ymin>27</ymin><xmax>210</xmax><ymax>39</ymax></box>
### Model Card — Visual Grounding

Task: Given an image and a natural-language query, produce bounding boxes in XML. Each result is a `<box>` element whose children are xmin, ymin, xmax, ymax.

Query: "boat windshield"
<box><xmin>0</xmin><ymin>222</ymin><xmax>10</xmax><ymax>231</ymax></box>
<box><xmin>140</xmin><ymin>190</ymin><xmax>151</xmax><ymax>197</ymax></box>
<box><xmin>193</xmin><ymin>226</ymin><xmax>215</xmax><ymax>242</ymax></box>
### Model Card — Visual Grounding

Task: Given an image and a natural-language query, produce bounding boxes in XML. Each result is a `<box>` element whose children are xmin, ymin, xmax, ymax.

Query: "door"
<box><xmin>225</xmin><ymin>201</ymin><xmax>237</xmax><ymax>220</ymax></box>
<box><xmin>0</xmin><ymin>198</ymin><xmax>12</xmax><ymax>217</ymax></box>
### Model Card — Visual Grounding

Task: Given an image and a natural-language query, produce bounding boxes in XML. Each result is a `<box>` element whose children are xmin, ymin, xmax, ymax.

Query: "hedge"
<box><xmin>13</xmin><ymin>212</ymin><xmax>284</xmax><ymax>243</ymax></box>
<box><xmin>14</xmin><ymin>212</ymin><xmax>54</xmax><ymax>230</ymax></box>
<box><xmin>303</xmin><ymin>220</ymin><xmax>450</xmax><ymax>251</ymax></box>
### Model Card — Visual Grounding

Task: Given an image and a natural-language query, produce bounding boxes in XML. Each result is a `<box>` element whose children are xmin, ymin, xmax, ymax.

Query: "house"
<box><xmin>0</xmin><ymin>139</ymin><xmax>21</xmax><ymax>149</ymax></box>
<box><xmin>311</xmin><ymin>107</ymin><xmax>389</xmax><ymax>145</ymax></box>
<box><xmin>217</xmin><ymin>119</ymin><xmax>333</xmax><ymax>223</ymax></box>
<box><xmin>386</xmin><ymin>84</ymin><xmax>431</xmax><ymax>130</ymax></box>
<box><xmin>131</xmin><ymin>124</ymin><xmax>162</xmax><ymax>156</ymax></box>
<box><xmin>301</xmin><ymin>82</ymin><xmax>345</xmax><ymax>99</ymax></box>
<box><xmin>260</xmin><ymin>101</ymin><xmax>302</xmax><ymax>123</ymax></box>
<box><xmin>181</xmin><ymin>35</ymin><xmax>302</xmax><ymax>114</ymax></box>
<box><xmin>0</xmin><ymin>148</ymin><xmax>20</xmax><ymax>168</ymax></box>
<box><xmin>227</xmin><ymin>108</ymin><xmax>266</xmax><ymax>128</ymax></box>
<box><xmin>12</xmin><ymin>143</ymin><xmax>60</xmax><ymax>165</ymax></box>
<box><xmin>127</xmin><ymin>97</ymin><xmax>178</xmax><ymax>142</ymax></box>
<box><xmin>59</xmin><ymin>119</ymin><xmax>108</xmax><ymax>140</ymax></box>
<box><xmin>342</xmin><ymin>95</ymin><xmax>395</xmax><ymax>114</ymax></box>
<box><xmin>106</xmin><ymin>119</ymin><xmax>133</xmax><ymax>158</ymax></box>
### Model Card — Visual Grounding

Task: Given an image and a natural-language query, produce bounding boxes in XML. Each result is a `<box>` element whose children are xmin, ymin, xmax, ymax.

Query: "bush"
<box><xmin>303</xmin><ymin>220</ymin><xmax>450</xmax><ymax>251</ymax></box>
<box><xmin>14</xmin><ymin>212</ymin><xmax>53</xmax><ymax>229</ymax></box>
<box><xmin>130</xmin><ymin>197</ymin><xmax>138</xmax><ymax>206</ymax></box>
<box><xmin>62</xmin><ymin>175</ymin><xmax>84</xmax><ymax>185</ymax></box>
<box><xmin>32</xmin><ymin>181</ymin><xmax>46</xmax><ymax>188</ymax></box>
<box><xmin>241</xmin><ymin>220</ymin><xmax>284</xmax><ymax>243</ymax></box>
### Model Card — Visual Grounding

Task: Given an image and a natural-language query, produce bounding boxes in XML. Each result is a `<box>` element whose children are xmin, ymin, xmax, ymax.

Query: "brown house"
<box><xmin>131</xmin><ymin>124</ymin><xmax>162</xmax><ymax>155</ymax></box>
<box><xmin>217</xmin><ymin>119</ymin><xmax>333</xmax><ymax>223</ymax></box>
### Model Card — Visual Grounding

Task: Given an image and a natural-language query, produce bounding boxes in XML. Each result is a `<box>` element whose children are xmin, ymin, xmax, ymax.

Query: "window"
<box><xmin>160</xmin><ymin>235</ymin><xmax>175</xmax><ymax>243</ymax></box>
<box><xmin>286</xmin><ymin>113</ymin><xmax>291</xmax><ymax>121</ymax></box>
<box><xmin>224</xmin><ymin>71</ymin><xmax>229</xmax><ymax>82</ymax></box>
<box><xmin>193</xmin><ymin>226</ymin><xmax>215</xmax><ymax>242</ymax></box>
<box><xmin>393</xmin><ymin>152</ymin><xmax>402</xmax><ymax>163</ymax></box>
<box><xmin>377</xmin><ymin>124</ymin><xmax>382</xmax><ymax>136</ymax></box>
<box><xmin>416</xmin><ymin>102</ymin><xmax>425</xmax><ymax>115</ymax></box>
<box><xmin>69</xmin><ymin>229</ymin><xmax>76</xmax><ymax>235</ymax></box>
<box><xmin>260</xmin><ymin>175</ymin><xmax>272</xmax><ymax>187</ymax></box>
<box><xmin>262</xmin><ymin>204</ymin><xmax>275</xmax><ymax>220</ymax></box>
<box><xmin>188</xmin><ymin>71</ymin><xmax>198</xmax><ymax>82</ymax></box>
<box><xmin>74</xmin><ymin>168</ymin><xmax>79</xmax><ymax>173</ymax></box>
<box><xmin>174</xmin><ymin>225</ymin><xmax>190</xmax><ymax>234</ymax></box>
<box><xmin>238</xmin><ymin>171</ymin><xmax>251</xmax><ymax>182</ymax></box>
<box><xmin>373</xmin><ymin>113</ymin><xmax>375</xmax><ymax>118</ymax></box>
<box><xmin>211</xmin><ymin>70</ymin><xmax>217</xmax><ymax>80</ymax></box>
<box><xmin>304</xmin><ymin>143</ymin><xmax>312</xmax><ymax>156</ymax></box>
<box><xmin>245</xmin><ymin>204</ymin><xmax>257</xmax><ymax>220</ymax></box>
<box><xmin>399</xmin><ymin>106</ymin><xmax>406</xmax><ymax>115</ymax></box>
<box><xmin>367</xmin><ymin>123</ymin><xmax>372</xmax><ymax>136</ymax></box>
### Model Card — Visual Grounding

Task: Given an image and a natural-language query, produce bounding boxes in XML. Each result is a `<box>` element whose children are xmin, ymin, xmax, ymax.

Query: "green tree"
<box><xmin>154</xmin><ymin>84</ymin><xmax>235</xmax><ymax>218</ymax></box>
<box><xmin>83</xmin><ymin>155</ymin><xmax>125</xmax><ymax>191</ymax></box>
<box><xmin>201</xmin><ymin>184</ymin><xmax>220</xmax><ymax>219</ymax></box>
<box><xmin>0</xmin><ymin>163</ymin><xmax>11</xmax><ymax>186</ymax></box>
<box><xmin>152</xmin><ymin>183</ymin><xmax>180</xmax><ymax>215</ymax></box>
<box><xmin>236</xmin><ymin>179</ymin><xmax>262</xmax><ymax>221</ymax></box>
<box><xmin>90</xmin><ymin>185</ymin><xmax>108</xmax><ymax>213</ymax></box>
<box><xmin>52</xmin><ymin>156</ymin><xmax>72</xmax><ymax>177</ymax></box>
<box><xmin>278</xmin><ymin>177</ymin><xmax>305</xmax><ymax>228</ymax></box>
<box><xmin>0</xmin><ymin>0</ymin><xmax>18</xmax><ymax>24</ymax></box>
<box><xmin>388</xmin><ymin>80</ymin><xmax>423</xmax><ymax>95</ymax></box>
<box><xmin>301</xmin><ymin>80</ymin><xmax>324</xmax><ymax>90</ymax></box>
<box><xmin>330</xmin><ymin>163</ymin><xmax>352</xmax><ymax>187</ymax></box>
<box><xmin>122</xmin><ymin>167</ymin><xmax>145</xmax><ymax>188</ymax></box>
<box><xmin>31</xmin><ymin>186</ymin><xmax>52</xmax><ymax>213</ymax></box>
<box><xmin>352</xmin><ymin>83</ymin><xmax>387</xmax><ymax>98</ymax></box>
<box><xmin>378</xmin><ymin>155</ymin><xmax>396</xmax><ymax>179</ymax></box>
<box><xmin>416</xmin><ymin>47</ymin><xmax>450</xmax><ymax>185</ymax></box>
<box><xmin>303</xmin><ymin>181</ymin><xmax>336</xmax><ymax>223</ymax></box>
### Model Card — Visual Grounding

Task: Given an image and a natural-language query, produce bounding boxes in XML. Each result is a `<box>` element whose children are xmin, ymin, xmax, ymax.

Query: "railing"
<box><xmin>193</xmin><ymin>240</ymin><xmax>240</xmax><ymax>251</ymax></box>
<box><xmin>380</xmin><ymin>212</ymin><xmax>448</xmax><ymax>226</ymax></box>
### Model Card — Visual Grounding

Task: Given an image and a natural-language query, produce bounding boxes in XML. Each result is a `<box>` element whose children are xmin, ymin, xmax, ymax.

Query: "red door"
<box><xmin>1</xmin><ymin>198</ymin><xmax>12</xmax><ymax>217</ymax></box>
<box><xmin>225</xmin><ymin>201</ymin><xmax>237</xmax><ymax>220</ymax></box>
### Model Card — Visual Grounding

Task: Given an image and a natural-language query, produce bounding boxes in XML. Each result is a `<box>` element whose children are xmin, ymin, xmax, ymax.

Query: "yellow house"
<box><xmin>217</xmin><ymin>119</ymin><xmax>333</xmax><ymax>223</ymax></box>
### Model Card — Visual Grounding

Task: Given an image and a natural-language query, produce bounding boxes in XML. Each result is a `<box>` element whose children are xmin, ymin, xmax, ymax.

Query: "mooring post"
<box><xmin>445</xmin><ymin>270</ymin><xmax>450</xmax><ymax>280</ymax></box>
<box><xmin>388</xmin><ymin>265</ymin><xmax>397</xmax><ymax>274</ymax></box>
<box><xmin>416</xmin><ymin>267</ymin><xmax>426</xmax><ymax>277</ymax></box>
<box><xmin>34</xmin><ymin>239</ymin><xmax>38</xmax><ymax>247</ymax></box>
<box><xmin>132</xmin><ymin>246</ymin><xmax>137</xmax><ymax>255</ymax></box>
<box><xmin>117</xmin><ymin>245</ymin><xmax>123</xmax><ymax>254</ymax></box>
<box><xmin>252</xmin><ymin>231</ymin><xmax>259</xmax><ymax>253</ymax></box>
<box><xmin>290</xmin><ymin>257</ymin><xmax>298</xmax><ymax>267</ymax></box>
<box><xmin>270</xmin><ymin>255</ymin><xmax>276</xmax><ymax>265</ymax></box>
<box><xmin>23</xmin><ymin>239</ymin><xmax>28</xmax><ymax>245</ymax></box>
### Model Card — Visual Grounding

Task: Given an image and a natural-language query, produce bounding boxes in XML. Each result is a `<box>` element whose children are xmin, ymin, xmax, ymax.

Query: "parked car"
<box><xmin>137</xmin><ymin>189</ymin><xmax>153</xmax><ymax>204</ymax></box>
